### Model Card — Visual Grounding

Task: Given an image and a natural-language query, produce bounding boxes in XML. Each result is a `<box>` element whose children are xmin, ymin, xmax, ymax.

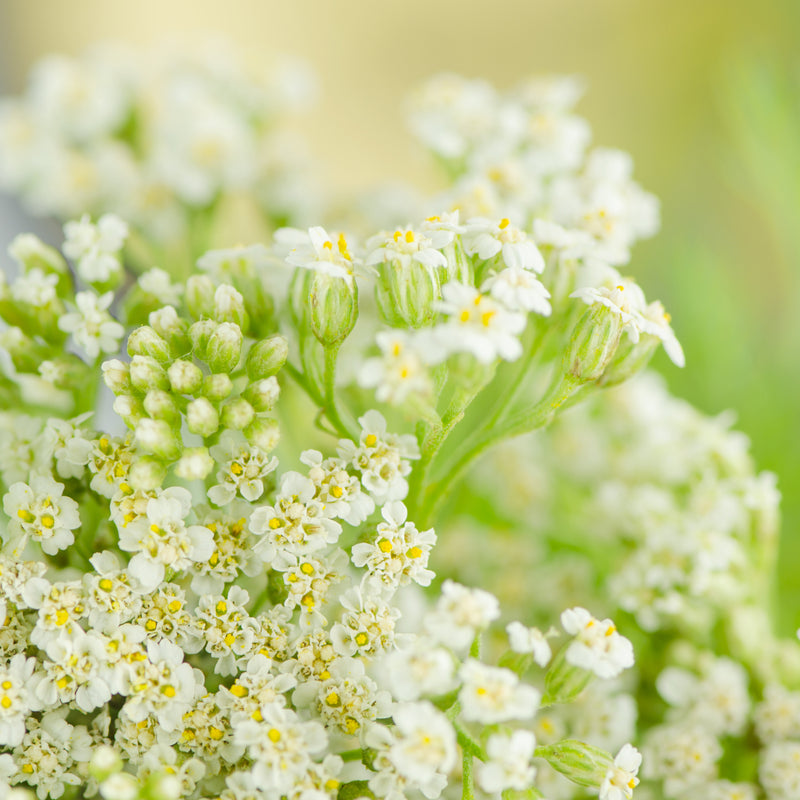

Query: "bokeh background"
<box><xmin>1</xmin><ymin>0</ymin><xmax>799</xmax><ymax>625</ymax></box>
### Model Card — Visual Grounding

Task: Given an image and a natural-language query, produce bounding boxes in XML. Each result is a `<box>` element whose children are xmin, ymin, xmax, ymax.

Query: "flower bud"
<box><xmin>376</xmin><ymin>260</ymin><xmax>439</xmax><ymax>328</ymax></box>
<box><xmin>186</xmin><ymin>397</ymin><xmax>220</xmax><ymax>437</ymax></box>
<box><xmin>189</xmin><ymin>319</ymin><xmax>217</xmax><ymax>361</ymax></box>
<box><xmin>134</xmin><ymin>418</ymin><xmax>181</xmax><ymax>461</ymax></box>
<box><xmin>113</xmin><ymin>395</ymin><xmax>146</xmax><ymax>427</ymax></box>
<box><xmin>243</xmin><ymin>377</ymin><xmax>280</xmax><ymax>412</ymax></box>
<box><xmin>202</xmin><ymin>373</ymin><xmax>234</xmax><ymax>402</ymax></box>
<box><xmin>149</xmin><ymin>773</ymin><xmax>183</xmax><ymax>800</ymax></box>
<box><xmin>535</xmin><ymin>740</ymin><xmax>612</xmax><ymax>789</ymax></box>
<box><xmin>244</xmin><ymin>416</ymin><xmax>280</xmax><ymax>452</ymax></box>
<box><xmin>149</xmin><ymin>305</ymin><xmax>190</xmax><ymax>352</ymax></box>
<box><xmin>99</xmin><ymin>773</ymin><xmax>138</xmax><ymax>800</ymax></box>
<box><xmin>246</xmin><ymin>335</ymin><xmax>289</xmax><ymax>381</ymax></box>
<box><xmin>167</xmin><ymin>359</ymin><xmax>203</xmax><ymax>395</ymax></box>
<box><xmin>597</xmin><ymin>334</ymin><xmax>659</xmax><ymax>388</ymax></box>
<box><xmin>101</xmin><ymin>358</ymin><xmax>131</xmax><ymax>394</ymax></box>
<box><xmin>214</xmin><ymin>284</ymin><xmax>248</xmax><ymax>329</ymax></box>
<box><xmin>542</xmin><ymin>647</ymin><xmax>592</xmax><ymax>705</ymax></box>
<box><xmin>127</xmin><ymin>326</ymin><xmax>171</xmax><ymax>364</ymax></box>
<box><xmin>129</xmin><ymin>355</ymin><xmax>169</xmax><ymax>393</ymax></box>
<box><xmin>174</xmin><ymin>447</ymin><xmax>215</xmax><ymax>480</ymax></box>
<box><xmin>562</xmin><ymin>305</ymin><xmax>622</xmax><ymax>383</ymax></box>
<box><xmin>143</xmin><ymin>389</ymin><xmax>180</xmax><ymax>422</ymax></box>
<box><xmin>308</xmin><ymin>273</ymin><xmax>359</xmax><ymax>347</ymax></box>
<box><xmin>89</xmin><ymin>744</ymin><xmax>123</xmax><ymax>782</ymax></box>
<box><xmin>221</xmin><ymin>398</ymin><xmax>255</xmax><ymax>430</ymax></box>
<box><xmin>9</xmin><ymin>233</ymin><xmax>68</xmax><ymax>276</ymax></box>
<box><xmin>186</xmin><ymin>275</ymin><xmax>216</xmax><ymax>319</ymax></box>
<box><xmin>206</xmin><ymin>322</ymin><xmax>243</xmax><ymax>372</ymax></box>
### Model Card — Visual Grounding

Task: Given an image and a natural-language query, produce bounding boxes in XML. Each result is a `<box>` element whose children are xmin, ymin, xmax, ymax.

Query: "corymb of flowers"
<box><xmin>0</xmin><ymin>44</ymin><xmax>792</xmax><ymax>800</ymax></box>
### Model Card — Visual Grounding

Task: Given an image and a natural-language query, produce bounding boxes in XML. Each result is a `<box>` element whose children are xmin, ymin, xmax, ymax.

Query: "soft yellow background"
<box><xmin>4</xmin><ymin>0</ymin><xmax>800</xmax><ymax>622</ymax></box>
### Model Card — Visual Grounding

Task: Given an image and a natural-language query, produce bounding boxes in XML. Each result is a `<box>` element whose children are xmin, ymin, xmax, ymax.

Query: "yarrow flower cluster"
<box><xmin>0</xmin><ymin>48</ymin><xmax>794</xmax><ymax>800</ymax></box>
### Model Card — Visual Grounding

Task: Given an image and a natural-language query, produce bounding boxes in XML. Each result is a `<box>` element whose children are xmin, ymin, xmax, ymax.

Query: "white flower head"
<box><xmin>600</xmin><ymin>744</ymin><xmax>641</xmax><ymax>800</ymax></box>
<box><xmin>58</xmin><ymin>290</ymin><xmax>125</xmax><ymax>358</ymax></box>
<box><xmin>425</xmin><ymin>579</ymin><xmax>500</xmax><ymax>652</ymax></box>
<box><xmin>63</xmin><ymin>213</ymin><xmax>128</xmax><ymax>284</ymax></box>
<box><xmin>476</xmin><ymin>730</ymin><xmax>537</xmax><ymax>795</ymax></box>
<box><xmin>458</xmin><ymin>659</ymin><xmax>541</xmax><ymax>724</ymax></box>
<box><xmin>463</xmin><ymin>216</ymin><xmax>545</xmax><ymax>272</ymax></box>
<box><xmin>560</xmin><ymin>607</ymin><xmax>634</xmax><ymax>679</ymax></box>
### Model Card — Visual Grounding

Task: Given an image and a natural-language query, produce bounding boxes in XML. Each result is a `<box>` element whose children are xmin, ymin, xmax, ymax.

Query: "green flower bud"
<box><xmin>243</xmin><ymin>377</ymin><xmax>280</xmax><ymax>412</ymax></box>
<box><xmin>9</xmin><ymin>233</ymin><xmax>68</xmax><ymax>277</ymax></box>
<box><xmin>202</xmin><ymin>373</ymin><xmax>234</xmax><ymax>402</ymax></box>
<box><xmin>562</xmin><ymin>305</ymin><xmax>623</xmax><ymax>383</ymax></box>
<box><xmin>375</xmin><ymin>260</ymin><xmax>439</xmax><ymax>328</ymax></box>
<box><xmin>101</xmin><ymin>359</ymin><xmax>131</xmax><ymax>395</ymax></box>
<box><xmin>149</xmin><ymin>306</ymin><xmax>190</xmax><ymax>352</ymax></box>
<box><xmin>542</xmin><ymin>647</ymin><xmax>592</xmax><ymax>705</ymax></box>
<box><xmin>186</xmin><ymin>397</ymin><xmax>220</xmax><ymax>437</ymax></box>
<box><xmin>127</xmin><ymin>326</ymin><xmax>172</xmax><ymax>364</ymax></box>
<box><xmin>112</xmin><ymin>395</ymin><xmax>146</xmax><ymax>428</ymax></box>
<box><xmin>308</xmin><ymin>273</ymin><xmax>359</xmax><ymax>347</ymax></box>
<box><xmin>244</xmin><ymin>416</ymin><xmax>280</xmax><ymax>452</ymax></box>
<box><xmin>214</xmin><ymin>284</ymin><xmax>248</xmax><ymax>329</ymax></box>
<box><xmin>143</xmin><ymin>389</ymin><xmax>180</xmax><ymax>422</ymax></box>
<box><xmin>206</xmin><ymin>322</ymin><xmax>243</xmax><ymax>373</ymax></box>
<box><xmin>221</xmin><ymin>398</ymin><xmax>255</xmax><ymax>430</ymax></box>
<box><xmin>167</xmin><ymin>359</ymin><xmax>203</xmax><ymax>395</ymax></box>
<box><xmin>174</xmin><ymin>447</ymin><xmax>215</xmax><ymax>480</ymax></box>
<box><xmin>134</xmin><ymin>418</ymin><xmax>181</xmax><ymax>461</ymax></box>
<box><xmin>246</xmin><ymin>335</ymin><xmax>289</xmax><ymax>381</ymax></box>
<box><xmin>189</xmin><ymin>319</ymin><xmax>217</xmax><ymax>361</ymax></box>
<box><xmin>99</xmin><ymin>773</ymin><xmax>138</xmax><ymax>800</ymax></box>
<box><xmin>89</xmin><ymin>745</ymin><xmax>123</xmax><ymax>783</ymax></box>
<box><xmin>186</xmin><ymin>275</ymin><xmax>217</xmax><ymax>319</ymax></box>
<box><xmin>129</xmin><ymin>355</ymin><xmax>169</xmax><ymax>394</ymax></box>
<box><xmin>597</xmin><ymin>334</ymin><xmax>659</xmax><ymax>388</ymax></box>
<box><xmin>535</xmin><ymin>740</ymin><xmax>612</xmax><ymax>789</ymax></box>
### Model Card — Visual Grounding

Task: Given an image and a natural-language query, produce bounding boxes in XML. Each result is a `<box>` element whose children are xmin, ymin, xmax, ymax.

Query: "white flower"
<box><xmin>382</xmin><ymin>640</ymin><xmax>456</xmax><ymax>702</ymax></box>
<box><xmin>330</xmin><ymin>587</ymin><xmax>401</xmax><ymax>658</ymax></box>
<box><xmin>58</xmin><ymin>290</ymin><xmax>124</xmax><ymax>358</ymax></box>
<box><xmin>276</xmin><ymin>225</ymin><xmax>358</xmax><ymax>282</ymax></box>
<box><xmin>425</xmin><ymin>580</ymin><xmax>500</xmax><ymax>652</ymax></box>
<box><xmin>643</xmin><ymin>723</ymin><xmax>722</xmax><ymax>797</ymax></box>
<box><xmin>506</xmin><ymin>621</ymin><xmax>552</xmax><ymax>667</ymax></box>
<box><xmin>351</xmin><ymin>501</ymin><xmax>436</xmax><ymax>589</ymax></box>
<box><xmin>432</xmin><ymin>281</ymin><xmax>526</xmax><ymax>363</ymax></box>
<box><xmin>570</xmin><ymin>278</ymin><xmax>647</xmax><ymax>343</ymax></box>
<box><xmin>481</xmin><ymin>267</ymin><xmax>551</xmax><ymax>315</ymax></box>
<box><xmin>476</xmin><ymin>730</ymin><xmax>537</xmax><ymax>794</ymax></box>
<box><xmin>3</xmin><ymin>474</ymin><xmax>80</xmax><ymax>556</ymax></box>
<box><xmin>208</xmin><ymin>431</ymin><xmax>279</xmax><ymax>505</ymax></box>
<box><xmin>755</xmin><ymin>685</ymin><xmax>800</xmax><ymax>744</ymax></box>
<box><xmin>138</xmin><ymin>267</ymin><xmax>183</xmax><ymax>306</ymax></box>
<box><xmin>600</xmin><ymin>744</ymin><xmax>641</xmax><ymax>800</ymax></box>
<box><xmin>463</xmin><ymin>217</ymin><xmax>545</xmax><ymax>272</ymax></box>
<box><xmin>0</xmin><ymin>654</ymin><xmax>38</xmax><ymax>746</ymax></box>
<box><xmin>760</xmin><ymin>741</ymin><xmax>800</xmax><ymax>800</ymax></box>
<box><xmin>63</xmin><ymin>213</ymin><xmax>128</xmax><ymax>284</ymax></box>
<box><xmin>458</xmin><ymin>659</ymin><xmax>541</xmax><ymax>723</ymax></box>
<box><xmin>560</xmin><ymin>607</ymin><xmax>634</xmax><ymax>679</ymax></box>
<box><xmin>366</xmin><ymin>225</ymin><xmax>451</xmax><ymax>273</ymax></box>
<box><xmin>300</xmin><ymin>449</ymin><xmax>375</xmax><ymax>526</ymax></box>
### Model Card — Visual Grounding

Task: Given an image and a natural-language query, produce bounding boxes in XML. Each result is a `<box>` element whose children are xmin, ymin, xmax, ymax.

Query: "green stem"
<box><xmin>323</xmin><ymin>345</ymin><xmax>356</xmax><ymax>440</ymax></box>
<box><xmin>462</xmin><ymin>749</ymin><xmax>475</xmax><ymax>800</ymax></box>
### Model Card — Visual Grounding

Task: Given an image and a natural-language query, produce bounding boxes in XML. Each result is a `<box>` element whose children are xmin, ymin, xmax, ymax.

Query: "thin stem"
<box><xmin>462</xmin><ymin>749</ymin><xmax>475</xmax><ymax>800</ymax></box>
<box><xmin>323</xmin><ymin>345</ymin><xmax>356</xmax><ymax>440</ymax></box>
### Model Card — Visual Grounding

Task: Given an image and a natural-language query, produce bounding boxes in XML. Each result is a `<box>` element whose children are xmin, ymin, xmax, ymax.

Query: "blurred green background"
<box><xmin>2</xmin><ymin>0</ymin><xmax>799</xmax><ymax>626</ymax></box>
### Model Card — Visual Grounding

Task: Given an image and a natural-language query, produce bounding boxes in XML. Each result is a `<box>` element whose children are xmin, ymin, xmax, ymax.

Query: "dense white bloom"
<box><xmin>755</xmin><ymin>685</ymin><xmax>800</xmax><ymax>744</ymax></box>
<box><xmin>459</xmin><ymin>659</ymin><xmax>541</xmax><ymax>723</ymax></box>
<box><xmin>63</xmin><ymin>213</ymin><xmax>128</xmax><ymax>284</ymax></box>
<box><xmin>208</xmin><ymin>431</ymin><xmax>279</xmax><ymax>505</ymax></box>
<box><xmin>425</xmin><ymin>580</ymin><xmax>500</xmax><ymax>651</ymax></box>
<box><xmin>760</xmin><ymin>741</ymin><xmax>800</xmax><ymax>800</ymax></box>
<box><xmin>600</xmin><ymin>744</ymin><xmax>641</xmax><ymax>800</ymax></box>
<box><xmin>0</xmin><ymin>654</ymin><xmax>38</xmax><ymax>746</ymax></box>
<box><xmin>560</xmin><ymin>607</ymin><xmax>634</xmax><ymax>678</ymax></box>
<box><xmin>58</xmin><ymin>290</ymin><xmax>124</xmax><ymax>358</ymax></box>
<box><xmin>382</xmin><ymin>640</ymin><xmax>456</xmax><ymax>701</ymax></box>
<box><xmin>477</xmin><ymin>730</ymin><xmax>537</xmax><ymax>794</ymax></box>
<box><xmin>300</xmin><ymin>450</ymin><xmax>375</xmax><ymax>526</ymax></box>
<box><xmin>330</xmin><ymin>587</ymin><xmax>401</xmax><ymax>658</ymax></box>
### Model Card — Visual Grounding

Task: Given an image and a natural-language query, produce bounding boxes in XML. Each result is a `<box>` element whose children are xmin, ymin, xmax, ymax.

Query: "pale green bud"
<box><xmin>149</xmin><ymin>306</ymin><xmax>189</xmax><ymax>351</ymax></box>
<box><xmin>149</xmin><ymin>773</ymin><xmax>183</xmax><ymax>800</ymax></box>
<box><xmin>134</xmin><ymin>418</ymin><xmax>181</xmax><ymax>461</ymax></box>
<box><xmin>376</xmin><ymin>260</ymin><xmax>439</xmax><ymax>328</ymax></box>
<box><xmin>89</xmin><ymin>745</ymin><xmax>123</xmax><ymax>782</ymax></box>
<box><xmin>221</xmin><ymin>398</ymin><xmax>255</xmax><ymax>430</ymax></box>
<box><xmin>129</xmin><ymin>355</ymin><xmax>169</xmax><ymax>393</ymax></box>
<box><xmin>9</xmin><ymin>233</ymin><xmax>68</xmax><ymax>276</ymax></box>
<box><xmin>206</xmin><ymin>322</ymin><xmax>243</xmax><ymax>372</ymax></box>
<box><xmin>99</xmin><ymin>773</ymin><xmax>138</xmax><ymax>800</ymax></box>
<box><xmin>246</xmin><ymin>335</ymin><xmax>288</xmax><ymax>380</ymax></box>
<box><xmin>535</xmin><ymin>740</ymin><xmax>612</xmax><ymax>789</ymax></box>
<box><xmin>101</xmin><ymin>359</ymin><xmax>131</xmax><ymax>395</ymax></box>
<box><xmin>186</xmin><ymin>275</ymin><xmax>216</xmax><ymax>319</ymax></box>
<box><xmin>186</xmin><ymin>397</ymin><xmax>219</xmax><ymax>437</ymax></box>
<box><xmin>542</xmin><ymin>647</ymin><xmax>592</xmax><ymax>705</ymax></box>
<box><xmin>174</xmin><ymin>447</ymin><xmax>215</xmax><ymax>480</ymax></box>
<box><xmin>113</xmin><ymin>395</ymin><xmax>146</xmax><ymax>427</ymax></box>
<box><xmin>243</xmin><ymin>377</ymin><xmax>280</xmax><ymax>412</ymax></box>
<box><xmin>563</xmin><ymin>305</ymin><xmax>623</xmax><ymax>383</ymax></box>
<box><xmin>597</xmin><ymin>334</ymin><xmax>659</xmax><ymax>388</ymax></box>
<box><xmin>189</xmin><ymin>319</ymin><xmax>217</xmax><ymax>361</ymax></box>
<box><xmin>202</xmin><ymin>373</ymin><xmax>234</xmax><ymax>402</ymax></box>
<box><xmin>127</xmin><ymin>326</ymin><xmax>171</xmax><ymax>364</ymax></box>
<box><xmin>167</xmin><ymin>359</ymin><xmax>203</xmax><ymax>395</ymax></box>
<box><xmin>244</xmin><ymin>416</ymin><xmax>280</xmax><ymax>452</ymax></box>
<box><xmin>308</xmin><ymin>273</ymin><xmax>358</xmax><ymax>346</ymax></box>
<box><xmin>143</xmin><ymin>389</ymin><xmax>180</xmax><ymax>422</ymax></box>
<box><xmin>214</xmin><ymin>284</ymin><xmax>248</xmax><ymax>329</ymax></box>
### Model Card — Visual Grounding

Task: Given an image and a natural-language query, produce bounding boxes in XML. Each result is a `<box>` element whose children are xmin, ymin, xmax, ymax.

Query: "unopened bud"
<box><xmin>535</xmin><ymin>740</ymin><xmax>612</xmax><ymax>790</ymax></box>
<box><xmin>308</xmin><ymin>272</ymin><xmax>358</xmax><ymax>347</ymax></box>
<box><xmin>597</xmin><ymin>334</ymin><xmax>659</xmax><ymax>388</ymax></box>
<box><xmin>149</xmin><ymin>772</ymin><xmax>182</xmax><ymax>800</ymax></box>
<box><xmin>174</xmin><ymin>447</ymin><xmax>215</xmax><ymax>480</ymax></box>
<box><xmin>134</xmin><ymin>418</ymin><xmax>181</xmax><ymax>460</ymax></box>
<box><xmin>186</xmin><ymin>397</ymin><xmax>219</xmax><ymax>437</ymax></box>
<box><xmin>189</xmin><ymin>319</ymin><xmax>217</xmax><ymax>361</ymax></box>
<box><xmin>246</xmin><ymin>335</ymin><xmax>288</xmax><ymax>380</ymax></box>
<box><xmin>376</xmin><ymin>260</ymin><xmax>438</xmax><ymax>328</ymax></box>
<box><xmin>206</xmin><ymin>322</ymin><xmax>243</xmax><ymax>372</ymax></box>
<box><xmin>186</xmin><ymin>275</ymin><xmax>216</xmax><ymax>319</ymax></box>
<box><xmin>113</xmin><ymin>395</ymin><xmax>146</xmax><ymax>427</ymax></box>
<box><xmin>244</xmin><ymin>416</ymin><xmax>280</xmax><ymax>452</ymax></box>
<box><xmin>202</xmin><ymin>373</ymin><xmax>234</xmax><ymax>402</ymax></box>
<box><xmin>149</xmin><ymin>305</ymin><xmax>189</xmax><ymax>352</ymax></box>
<box><xmin>99</xmin><ymin>773</ymin><xmax>138</xmax><ymax>800</ymax></box>
<box><xmin>89</xmin><ymin>744</ymin><xmax>123</xmax><ymax>782</ymax></box>
<box><xmin>167</xmin><ymin>359</ymin><xmax>203</xmax><ymax>395</ymax></box>
<box><xmin>214</xmin><ymin>284</ymin><xmax>248</xmax><ymax>329</ymax></box>
<box><xmin>243</xmin><ymin>377</ymin><xmax>280</xmax><ymax>412</ymax></box>
<box><xmin>129</xmin><ymin>355</ymin><xmax>169</xmax><ymax>393</ymax></box>
<box><xmin>563</xmin><ymin>305</ymin><xmax>623</xmax><ymax>383</ymax></box>
<box><xmin>221</xmin><ymin>398</ymin><xmax>255</xmax><ymax>430</ymax></box>
<box><xmin>143</xmin><ymin>389</ymin><xmax>180</xmax><ymax>422</ymax></box>
<box><xmin>127</xmin><ymin>326</ymin><xmax>171</xmax><ymax>364</ymax></box>
<box><xmin>543</xmin><ymin>647</ymin><xmax>592</xmax><ymax>705</ymax></box>
<box><xmin>101</xmin><ymin>359</ymin><xmax>131</xmax><ymax>394</ymax></box>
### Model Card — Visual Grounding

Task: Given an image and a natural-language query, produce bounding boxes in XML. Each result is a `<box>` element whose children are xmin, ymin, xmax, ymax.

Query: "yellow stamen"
<box><xmin>268</xmin><ymin>728</ymin><xmax>281</xmax><ymax>742</ymax></box>
<box><xmin>364</xmin><ymin>434</ymin><xmax>378</xmax><ymax>447</ymax></box>
<box><xmin>408</xmin><ymin>546</ymin><xmax>423</xmax><ymax>559</ymax></box>
<box><xmin>499</xmin><ymin>217</ymin><xmax>510</xmax><ymax>229</ymax></box>
<box><xmin>378</xmin><ymin>539</ymin><xmax>393</xmax><ymax>553</ymax></box>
